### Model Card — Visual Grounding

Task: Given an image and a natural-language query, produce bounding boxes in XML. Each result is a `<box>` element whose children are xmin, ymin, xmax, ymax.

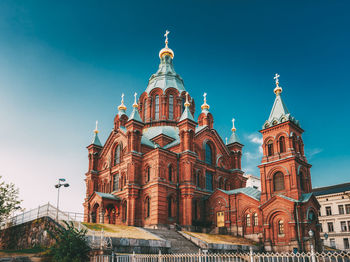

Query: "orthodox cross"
<box><xmin>232</xmin><ymin>118</ymin><xmax>236</xmax><ymax>131</ymax></box>
<box><xmin>203</xmin><ymin>92</ymin><xmax>207</xmax><ymax>103</ymax></box>
<box><xmin>133</xmin><ymin>92</ymin><xmax>138</xmax><ymax>106</ymax></box>
<box><xmin>164</xmin><ymin>30</ymin><xmax>170</xmax><ymax>46</ymax></box>
<box><xmin>274</xmin><ymin>73</ymin><xmax>280</xmax><ymax>85</ymax></box>
<box><xmin>121</xmin><ymin>93</ymin><xmax>124</xmax><ymax>103</ymax></box>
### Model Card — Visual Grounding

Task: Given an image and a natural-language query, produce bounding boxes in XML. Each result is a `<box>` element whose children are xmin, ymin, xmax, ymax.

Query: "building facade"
<box><xmin>313</xmin><ymin>183</ymin><xmax>350</xmax><ymax>250</ymax></box>
<box><xmin>83</xmin><ymin>33</ymin><xmax>321</xmax><ymax>252</ymax></box>
<box><xmin>244</xmin><ymin>174</ymin><xmax>261</xmax><ymax>190</ymax></box>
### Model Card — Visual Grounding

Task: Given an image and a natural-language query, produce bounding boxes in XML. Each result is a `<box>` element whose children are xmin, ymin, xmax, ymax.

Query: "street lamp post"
<box><xmin>55</xmin><ymin>178</ymin><xmax>70</xmax><ymax>221</ymax></box>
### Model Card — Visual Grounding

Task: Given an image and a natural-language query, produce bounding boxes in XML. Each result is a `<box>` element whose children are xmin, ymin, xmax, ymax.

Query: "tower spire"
<box><xmin>128</xmin><ymin>92</ymin><xmax>142</xmax><ymax>122</ymax></box>
<box><xmin>91</xmin><ymin>120</ymin><xmax>102</xmax><ymax>146</ymax></box>
<box><xmin>228</xmin><ymin>118</ymin><xmax>241</xmax><ymax>145</ymax></box>
<box><xmin>179</xmin><ymin>92</ymin><xmax>194</xmax><ymax>122</ymax></box>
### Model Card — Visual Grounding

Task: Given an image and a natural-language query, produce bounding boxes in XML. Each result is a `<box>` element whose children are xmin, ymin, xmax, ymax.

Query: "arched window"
<box><xmin>168</xmin><ymin>197</ymin><xmax>172</xmax><ymax>218</ymax></box>
<box><xmin>145</xmin><ymin>197</ymin><xmax>150</xmax><ymax>218</ymax></box>
<box><xmin>299</xmin><ymin>172</ymin><xmax>304</xmax><ymax>191</ymax></box>
<box><xmin>113</xmin><ymin>174</ymin><xmax>119</xmax><ymax>191</ymax></box>
<box><xmin>182</xmin><ymin>96</ymin><xmax>185</xmax><ymax>113</ymax></box>
<box><xmin>169</xmin><ymin>95</ymin><xmax>174</xmax><ymax>120</ymax></box>
<box><xmin>246</xmin><ymin>214</ymin><xmax>251</xmax><ymax>227</ymax></box>
<box><xmin>143</xmin><ymin>99</ymin><xmax>147</xmax><ymax>121</ymax></box>
<box><xmin>122</xmin><ymin>201</ymin><xmax>127</xmax><ymax>222</ymax></box>
<box><xmin>205</xmin><ymin>142</ymin><xmax>213</xmax><ymax>165</ymax></box>
<box><xmin>155</xmin><ymin>95</ymin><xmax>160</xmax><ymax>120</ymax></box>
<box><xmin>168</xmin><ymin>165</ymin><xmax>173</xmax><ymax>182</ymax></box>
<box><xmin>114</xmin><ymin>144</ymin><xmax>122</xmax><ymax>165</ymax></box>
<box><xmin>292</xmin><ymin>135</ymin><xmax>298</xmax><ymax>152</ymax></box>
<box><xmin>146</xmin><ymin>167</ymin><xmax>151</xmax><ymax>183</ymax></box>
<box><xmin>273</xmin><ymin>172</ymin><xmax>285</xmax><ymax>191</ymax></box>
<box><xmin>253</xmin><ymin>213</ymin><xmax>258</xmax><ymax>226</ymax></box>
<box><xmin>267</xmin><ymin>140</ymin><xmax>274</xmax><ymax>156</ymax></box>
<box><xmin>278</xmin><ymin>220</ymin><xmax>284</xmax><ymax>234</ymax></box>
<box><xmin>279</xmin><ymin>136</ymin><xmax>285</xmax><ymax>153</ymax></box>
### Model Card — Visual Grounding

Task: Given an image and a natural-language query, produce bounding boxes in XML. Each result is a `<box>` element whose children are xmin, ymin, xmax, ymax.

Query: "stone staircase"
<box><xmin>144</xmin><ymin>228</ymin><xmax>200</xmax><ymax>254</ymax></box>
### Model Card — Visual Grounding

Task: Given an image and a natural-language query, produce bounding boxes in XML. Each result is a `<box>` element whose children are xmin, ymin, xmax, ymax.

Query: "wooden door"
<box><xmin>217</xmin><ymin>211</ymin><xmax>225</xmax><ymax>227</ymax></box>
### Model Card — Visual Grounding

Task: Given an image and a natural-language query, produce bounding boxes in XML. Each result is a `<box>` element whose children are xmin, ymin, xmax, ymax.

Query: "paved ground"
<box><xmin>183</xmin><ymin>231</ymin><xmax>257</xmax><ymax>245</ymax></box>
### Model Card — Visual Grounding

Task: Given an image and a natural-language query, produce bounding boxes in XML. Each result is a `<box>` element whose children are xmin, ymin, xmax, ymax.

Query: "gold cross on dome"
<box><xmin>164</xmin><ymin>30</ymin><xmax>170</xmax><ymax>46</ymax></box>
<box><xmin>121</xmin><ymin>93</ymin><xmax>124</xmax><ymax>102</ymax></box>
<box><xmin>274</xmin><ymin>73</ymin><xmax>280</xmax><ymax>85</ymax></box>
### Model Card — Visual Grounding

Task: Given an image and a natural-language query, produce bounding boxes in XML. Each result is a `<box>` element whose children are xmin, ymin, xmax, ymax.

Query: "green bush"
<box><xmin>48</xmin><ymin>221</ymin><xmax>90</xmax><ymax>262</ymax></box>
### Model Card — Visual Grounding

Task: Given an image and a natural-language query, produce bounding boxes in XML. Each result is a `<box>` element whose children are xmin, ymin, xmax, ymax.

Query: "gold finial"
<box><xmin>133</xmin><ymin>92</ymin><xmax>138</xmax><ymax>108</ymax></box>
<box><xmin>159</xmin><ymin>30</ymin><xmax>174</xmax><ymax>59</ymax></box>
<box><xmin>94</xmin><ymin>120</ymin><xmax>99</xmax><ymax>134</ymax></box>
<box><xmin>118</xmin><ymin>93</ymin><xmax>127</xmax><ymax>111</ymax></box>
<box><xmin>184</xmin><ymin>92</ymin><xmax>190</xmax><ymax>107</ymax></box>
<box><xmin>231</xmin><ymin>118</ymin><xmax>236</xmax><ymax>132</ymax></box>
<box><xmin>201</xmin><ymin>92</ymin><xmax>210</xmax><ymax>111</ymax></box>
<box><xmin>273</xmin><ymin>73</ymin><xmax>283</xmax><ymax>95</ymax></box>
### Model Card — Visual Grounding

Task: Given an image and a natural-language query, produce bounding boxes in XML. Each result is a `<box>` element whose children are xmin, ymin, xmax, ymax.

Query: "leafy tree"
<box><xmin>49</xmin><ymin>221</ymin><xmax>91</xmax><ymax>262</ymax></box>
<box><xmin>0</xmin><ymin>176</ymin><xmax>21</xmax><ymax>224</ymax></box>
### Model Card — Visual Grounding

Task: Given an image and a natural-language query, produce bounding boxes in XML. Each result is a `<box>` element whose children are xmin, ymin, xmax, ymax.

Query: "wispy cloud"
<box><xmin>242</xmin><ymin>133</ymin><xmax>264</xmax><ymax>175</ymax></box>
<box><xmin>306</xmin><ymin>148</ymin><xmax>323</xmax><ymax>159</ymax></box>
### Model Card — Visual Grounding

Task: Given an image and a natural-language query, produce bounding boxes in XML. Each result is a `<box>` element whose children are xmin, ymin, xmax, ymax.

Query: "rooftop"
<box><xmin>312</xmin><ymin>182</ymin><xmax>350</xmax><ymax>196</ymax></box>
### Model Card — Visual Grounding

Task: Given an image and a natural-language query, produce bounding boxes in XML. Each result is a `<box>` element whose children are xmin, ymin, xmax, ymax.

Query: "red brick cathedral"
<box><xmin>83</xmin><ymin>33</ymin><xmax>320</xmax><ymax>252</ymax></box>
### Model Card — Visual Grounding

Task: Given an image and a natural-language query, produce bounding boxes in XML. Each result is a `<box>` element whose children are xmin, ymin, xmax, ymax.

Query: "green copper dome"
<box><xmin>145</xmin><ymin>54</ymin><xmax>186</xmax><ymax>94</ymax></box>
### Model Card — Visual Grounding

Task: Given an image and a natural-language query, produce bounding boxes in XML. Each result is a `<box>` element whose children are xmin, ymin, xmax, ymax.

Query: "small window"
<box><xmin>168</xmin><ymin>197</ymin><xmax>173</xmax><ymax>218</ymax></box>
<box><xmin>278</xmin><ymin>220</ymin><xmax>284</xmax><ymax>234</ymax></box>
<box><xmin>273</xmin><ymin>172</ymin><xmax>285</xmax><ymax>191</ymax></box>
<box><xmin>330</xmin><ymin>238</ymin><xmax>336</xmax><ymax>248</ymax></box>
<box><xmin>279</xmin><ymin>136</ymin><xmax>285</xmax><ymax>153</ymax></box>
<box><xmin>114</xmin><ymin>144</ymin><xmax>122</xmax><ymax>165</ymax></box>
<box><xmin>346</xmin><ymin>204</ymin><xmax>350</xmax><ymax>214</ymax></box>
<box><xmin>143</xmin><ymin>99</ymin><xmax>147</xmax><ymax>121</ymax></box>
<box><xmin>145</xmin><ymin>197</ymin><xmax>150</xmax><ymax>218</ymax></box>
<box><xmin>299</xmin><ymin>172</ymin><xmax>304</xmax><ymax>191</ymax></box>
<box><xmin>344</xmin><ymin>238</ymin><xmax>350</xmax><ymax>249</ymax></box>
<box><xmin>267</xmin><ymin>140</ymin><xmax>274</xmax><ymax>156</ymax></box>
<box><xmin>253</xmin><ymin>213</ymin><xmax>258</xmax><ymax>226</ymax></box>
<box><xmin>113</xmin><ymin>174</ymin><xmax>119</xmax><ymax>191</ymax></box>
<box><xmin>341</xmin><ymin>221</ymin><xmax>347</xmax><ymax>232</ymax></box>
<box><xmin>196</xmin><ymin>171</ymin><xmax>200</xmax><ymax>187</ymax></box>
<box><xmin>168</xmin><ymin>165</ymin><xmax>173</xmax><ymax>182</ymax></box>
<box><xmin>339</xmin><ymin>205</ymin><xmax>345</xmax><ymax>215</ymax></box>
<box><xmin>205</xmin><ymin>171</ymin><xmax>213</xmax><ymax>191</ymax></box>
<box><xmin>326</xmin><ymin>206</ymin><xmax>332</xmax><ymax>216</ymax></box>
<box><xmin>246</xmin><ymin>214</ymin><xmax>251</xmax><ymax>227</ymax></box>
<box><xmin>155</xmin><ymin>95</ymin><xmax>160</xmax><ymax>120</ymax></box>
<box><xmin>328</xmin><ymin>222</ymin><xmax>334</xmax><ymax>232</ymax></box>
<box><xmin>146</xmin><ymin>167</ymin><xmax>151</xmax><ymax>183</ymax></box>
<box><xmin>169</xmin><ymin>95</ymin><xmax>174</xmax><ymax>120</ymax></box>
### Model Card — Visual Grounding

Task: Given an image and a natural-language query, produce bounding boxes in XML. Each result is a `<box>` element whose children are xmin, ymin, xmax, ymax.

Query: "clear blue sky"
<box><xmin>0</xmin><ymin>0</ymin><xmax>349</xmax><ymax>213</ymax></box>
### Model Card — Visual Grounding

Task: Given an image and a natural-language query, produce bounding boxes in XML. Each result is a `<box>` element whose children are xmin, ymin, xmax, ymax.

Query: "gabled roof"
<box><xmin>141</xmin><ymin>126</ymin><xmax>180</xmax><ymax>149</ymax></box>
<box><xmin>219</xmin><ymin>187</ymin><xmax>261</xmax><ymax>201</ymax></box>
<box><xmin>278</xmin><ymin>193</ymin><xmax>313</xmax><ymax>203</ymax></box>
<box><xmin>312</xmin><ymin>183</ymin><xmax>350</xmax><ymax>196</ymax></box>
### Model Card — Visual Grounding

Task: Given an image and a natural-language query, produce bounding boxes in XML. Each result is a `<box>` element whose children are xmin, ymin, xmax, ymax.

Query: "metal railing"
<box><xmin>0</xmin><ymin>202</ymin><xmax>85</xmax><ymax>230</ymax></box>
<box><xmin>91</xmin><ymin>250</ymin><xmax>350</xmax><ymax>262</ymax></box>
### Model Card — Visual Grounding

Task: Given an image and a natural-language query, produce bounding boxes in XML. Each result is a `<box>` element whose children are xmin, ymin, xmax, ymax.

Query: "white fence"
<box><xmin>91</xmin><ymin>251</ymin><xmax>350</xmax><ymax>262</ymax></box>
<box><xmin>0</xmin><ymin>202</ymin><xmax>85</xmax><ymax>230</ymax></box>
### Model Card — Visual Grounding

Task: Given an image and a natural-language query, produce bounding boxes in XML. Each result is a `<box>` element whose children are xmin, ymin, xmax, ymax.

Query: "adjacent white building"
<box><xmin>244</xmin><ymin>174</ymin><xmax>261</xmax><ymax>191</ymax></box>
<box><xmin>313</xmin><ymin>183</ymin><xmax>350</xmax><ymax>250</ymax></box>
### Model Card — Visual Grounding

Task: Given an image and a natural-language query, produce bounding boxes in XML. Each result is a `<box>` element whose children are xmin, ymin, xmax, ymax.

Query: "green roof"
<box><xmin>220</xmin><ymin>187</ymin><xmax>261</xmax><ymax>201</ymax></box>
<box><xmin>145</xmin><ymin>55</ymin><xmax>185</xmax><ymax>94</ymax></box>
<box><xmin>179</xmin><ymin>106</ymin><xmax>195</xmax><ymax>122</ymax></box>
<box><xmin>129</xmin><ymin>107</ymin><xmax>143</xmax><ymax>123</ymax></box>
<box><xmin>96</xmin><ymin>192</ymin><xmax>120</xmax><ymax>201</ymax></box>
<box><xmin>228</xmin><ymin>131</ymin><xmax>241</xmax><ymax>145</ymax></box>
<box><xmin>91</xmin><ymin>132</ymin><xmax>102</xmax><ymax>147</ymax></box>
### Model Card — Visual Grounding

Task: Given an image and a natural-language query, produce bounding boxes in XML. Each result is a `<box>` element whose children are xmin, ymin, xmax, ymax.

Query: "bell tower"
<box><xmin>259</xmin><ymin>74</ymin><xmax>312</xmax><ymax>203</ymax></box>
